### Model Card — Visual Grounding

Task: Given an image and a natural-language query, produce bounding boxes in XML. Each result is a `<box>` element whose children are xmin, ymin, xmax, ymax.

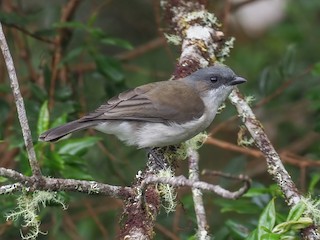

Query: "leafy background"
<box><xmin>0</xmin><ymin>0</ymin><xmax>319</xmax><ymax>239</ymax></box>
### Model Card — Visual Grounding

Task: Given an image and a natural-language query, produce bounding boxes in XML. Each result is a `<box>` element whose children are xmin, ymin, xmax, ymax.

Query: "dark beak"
<box><xmin>229</xmin><ymin>76</ymin><xmax>247</xmax><ymax>86</ymax></box>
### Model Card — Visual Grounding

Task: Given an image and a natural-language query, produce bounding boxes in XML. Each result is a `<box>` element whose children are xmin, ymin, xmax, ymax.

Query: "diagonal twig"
<box><xmin>229</xmin><ymin>88</ymin><xmax>319</xmax><ymax>239</ymax></box>
<box><xmin>0</xmin><ymin>22</ymin><xmax>42</xmax><ymax>177</ymax></box>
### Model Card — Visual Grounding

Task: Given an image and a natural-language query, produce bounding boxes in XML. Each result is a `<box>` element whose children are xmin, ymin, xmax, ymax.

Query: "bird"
<box><xmin>39</xmin><ymin>64</ymin><xmax>246</xmax><ymax>148</ymax></box>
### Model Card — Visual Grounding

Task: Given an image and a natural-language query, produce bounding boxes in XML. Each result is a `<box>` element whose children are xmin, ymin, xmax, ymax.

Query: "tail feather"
<box><xmin>39</xmin><ymin>120</ymin><xmax>97</xmax><ymax>142</ymax></box>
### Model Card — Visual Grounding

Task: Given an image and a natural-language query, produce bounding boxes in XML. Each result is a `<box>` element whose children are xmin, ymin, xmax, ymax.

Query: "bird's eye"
<box><xmin>210</xmin><ymin>76</ymin><xmax>218</xmax><ymax>82</ymax></box>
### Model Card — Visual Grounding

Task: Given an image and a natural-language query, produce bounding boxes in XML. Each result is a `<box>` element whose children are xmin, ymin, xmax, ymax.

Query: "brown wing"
<box><xmin>80</xmin><ymin>80</ymin><xmax>205</xmax><ymax>124</ymax></box>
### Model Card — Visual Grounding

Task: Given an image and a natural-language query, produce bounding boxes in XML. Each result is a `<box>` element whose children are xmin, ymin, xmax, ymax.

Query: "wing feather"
<box><xmin>80</xmin><ymin>80</ymin><xmax>205</xmax><ymax>124</ymax></box>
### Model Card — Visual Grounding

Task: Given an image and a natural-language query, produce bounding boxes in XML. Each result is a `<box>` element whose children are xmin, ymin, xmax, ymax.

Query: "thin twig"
<box><xmin>142</xmin><ymin>174</ymin><xmax>249</xmax><ymax>200</ymax></box>
<box><xmin>116</xmin><ymin>37</ymin><xmax>166</xmax><ymax>61</ymax></box>
<box><xmin>0</xmin><ymin>167</ymin><xmax>133</xmax><ymax>199</ymax></box>
<box><xmin>2</xmin><ymin>23</ymin><xmax>54</xmax><ymax>44</ymax></box>
<box><xmin>84</xmin><ymin>200</ymin><xmax>109</xmax><ymax>238</ymax></box>
<box><xmin>0</xmin><ymin>183</ymin><xmax>23</xmax><ymax>195</ymax></box>
<box><xmin>207</xmin><ymin>131</ymin><xmax>320</xmax><ymax>169</ymax></box>
<box><xmin>155</xmin><ymin>223</ymin><xmax>180</xmax><ymax>240</ymax></box>
<box><xmin>0</xmin><ymin>22</ymin><xmax>42</xmax><ymax>177</ymax></box>
<box><xmin>206</xmin><ymin>136</ymin><xmax>320</xmax><ymax>183</ymax></box>
<box><xmin>188</xmin><ymin>149</ymin><xmax>210</xmax><ymax>240</ymax></box>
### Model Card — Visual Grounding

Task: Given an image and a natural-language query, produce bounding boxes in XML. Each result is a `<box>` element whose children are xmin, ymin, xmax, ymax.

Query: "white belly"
<box><xmin>94</xmin><ymin>110</ymin><xmax>215</xmax><ymax>148</ymax></box>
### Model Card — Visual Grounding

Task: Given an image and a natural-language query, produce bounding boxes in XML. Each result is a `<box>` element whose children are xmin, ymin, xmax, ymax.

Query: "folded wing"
<box><xmin>80</xmin><ymin>80</ymin><xmax>205</xmax><ymax>124</ymax></box>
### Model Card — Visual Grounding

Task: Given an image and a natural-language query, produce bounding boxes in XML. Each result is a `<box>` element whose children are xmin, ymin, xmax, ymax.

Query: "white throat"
<box><xmin>200</xmin><ymin>85</ymin><xmax>234</xmax><ymax>126</ymax></box>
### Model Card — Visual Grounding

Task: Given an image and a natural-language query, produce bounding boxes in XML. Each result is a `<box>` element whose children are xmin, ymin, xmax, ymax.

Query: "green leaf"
<box><xmin>0</xmin><ymin>176</ymin><xmax>8</xmax><ymax>183</ymax></box>
<box><xmin>87</xmin><ymin>13</ymin><xmax>98</xmax><ymax>27</ymax></box>
<box><xmin>279</xmin><ymin>45</ymin><xmax>296</xmax><ymax>76</ymax></box>
<box><xmin>246</xmin><ymin>229</ymin><xmax>258</xmax><ymax>240</ymax></box>
<box><xmin>0</xmin><ymin>12</ymin><xmax>29</xmax><ymax>26</ymax></box>
<box><xmin>33</xmin><ymin>28</ymin><xmax>56</xmax><ymax>37</ymax></box>
<box><xmin>311</xmin><ymin>62</ymin><xmax>320</xmax><ymax>76</ymax></box>
<box><xmin>89</xmin><ymin>28</ymin><xmax>107</xmax><ymax>39</ymax></box>
<box><xmin>51</xmin><ymin>114</ymin><xmax>67</xmax><ymax>128</ymax></box>
<box><xmin>59</xmin><ymin>47</ymin><xmax>85</xmax><ymax>66</ymax></box>
<box><xmin>29</xmin><ymin>83</ymin><xmax>48</xmax><ymax>102</ymax></box>
<box><xmin>257</xmin><ymin>198</ymin><xmax>276</xmax><ymax>239</ymax></box>
<box><xmin>244</xmin><ymin>185</ymin><xmax>280</xmax><ymax>198</ymax></box>
<box><xmin>261</xmin><ymin>232</ymin><xmax>281</xmax><ymax>240</ymax></box>
<box><xmin>94</xmin><ymin>55</ymin><xmax>124</xmax><ymax>82</ymax></box>
<box><xmin>63</xmin><ymin>166</ymin><xmax>93</xmax><ymax>180</ymax></box>
<box><xmin>226</xmin><ymin>220</ymin><xmax>249</xmax><ymax>238</ymax></box>
<box><xmin>309</xmin><ymin>174</ymin><xmax>320</xmax><ymax>192</ymax></box>
<box><xmin>287</xmin><ymin>201</ymin><xmax>306</xmax><ymax>221</ymax></box>
<box><xmin>0</xmin><ymin>84</ymin><xmax>11</xmax><ymax>93</ymax></box>
<box><xmin>100</xmin><ymin>37</ymin><xmax>133</xmax><ymax>50</ymax></box>
<box><xmin>307</xmin><ymin>87</ymin><xmax>320</xmax><ymax>111</ymax></box>
<box><xmin>244</xmin><ymin>187</ymin><xmax>270</xmax><ymax>197</ymax></box>
<box><xmin>0</xmin><ymin>99</ymin><xmax>10</xmax><ymax>124</ymax></box>
<box><xmin>214</xmin><ymin>198</ymin><xmax>261</xmax><ymax>214</ymax></box>
<box><xmin>55</xmin><ymin>86</ymin><xmax>73</xmax><ymax>100</ymax></box>
<box><xmin>53</xmin><ymin>21</ymin><xmax>86</xmax><ymax>30</ymax></box>
<box><xmin>37</xmin><ymin>101</ymin><xmax>49</xmax><ymax>135</ymax></box>
<box><xmin>52</xmin><ymin>101</ymin><xmax>77</xmax><ymax>117</ymax></box>
<box><xmin>273</xmin><ymin>217</ymin><xmax>313</xmax><ymax>234</ymax></box>
<box><xmin>60</xmin><ymin>154</ymin><xmax>93</xmax><ymax>180</ymax></box>
<box><xmin>57</xmin><ymin>137</ymin><xmax>100</xmax><ymax>156</ymax></box>
<box><xmin>62</xmin><ymin>164</ymin><xmax>93</xmax><ymax>180</ymax></box>
<box><xmin>44</xmin><ymin>151</ymin><xmax>65</xmax><ymax>173</ymax></box>
<box><xmin>187</xmin><ymin>234</ymin><xmax>196</xmax><ymax>240</ymax></box>
<box><xmin>43</xmin><ymin>64</ymin><xmax>52</xmax><ymax>89</ymax></box>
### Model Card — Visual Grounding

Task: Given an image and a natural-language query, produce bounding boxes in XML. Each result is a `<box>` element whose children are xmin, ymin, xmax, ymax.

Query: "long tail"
<box><xmin>39</xmin><ymin>120</ymin><xmax>97</xmax><ymax>142</ymax></box>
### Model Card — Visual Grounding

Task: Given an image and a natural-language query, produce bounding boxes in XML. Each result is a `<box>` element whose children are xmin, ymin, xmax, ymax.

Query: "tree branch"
<box><xmin>142</xmin><ymin>174</ymin><xmax>250</xmax><ymax>200</ymax></box>
<box><xmin>161</xmin><ymin>1</ymin><xmax>235</xmax><ymax>238</ymax></box>
<box><xmin>188</xmin><ymin>149</ymin><xmax>210</xmax><ymax>240</ymax></box>
<box><xmin>0</xmin><ymin>23</ymin><xmax>42</xmax><ymax>177</ymax></box>
<box><xmin>2</xmin><ymin>23</ymin><xmax>54</xmax><ymax>44</ymax></box>
<box><xmin>0</xmin><ymin>167</ymin><xmax>133</xmax><ymax>199</ymax></box>
<box><xmin>230</xmin><ymin>89</ymin><xmax>300</xmax><ymax>204</ymax></box>
<box><xmin>229</xmin><ymin>88</ymin><xmax>320</xmax><ymax>239</ymax></box>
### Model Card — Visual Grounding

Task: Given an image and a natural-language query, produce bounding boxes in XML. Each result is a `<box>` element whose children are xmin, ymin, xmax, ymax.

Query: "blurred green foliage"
<box><xmin>0</xmin><ymin>0</ymin><xmax>319</xmax><ymax>239</ymax></box>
